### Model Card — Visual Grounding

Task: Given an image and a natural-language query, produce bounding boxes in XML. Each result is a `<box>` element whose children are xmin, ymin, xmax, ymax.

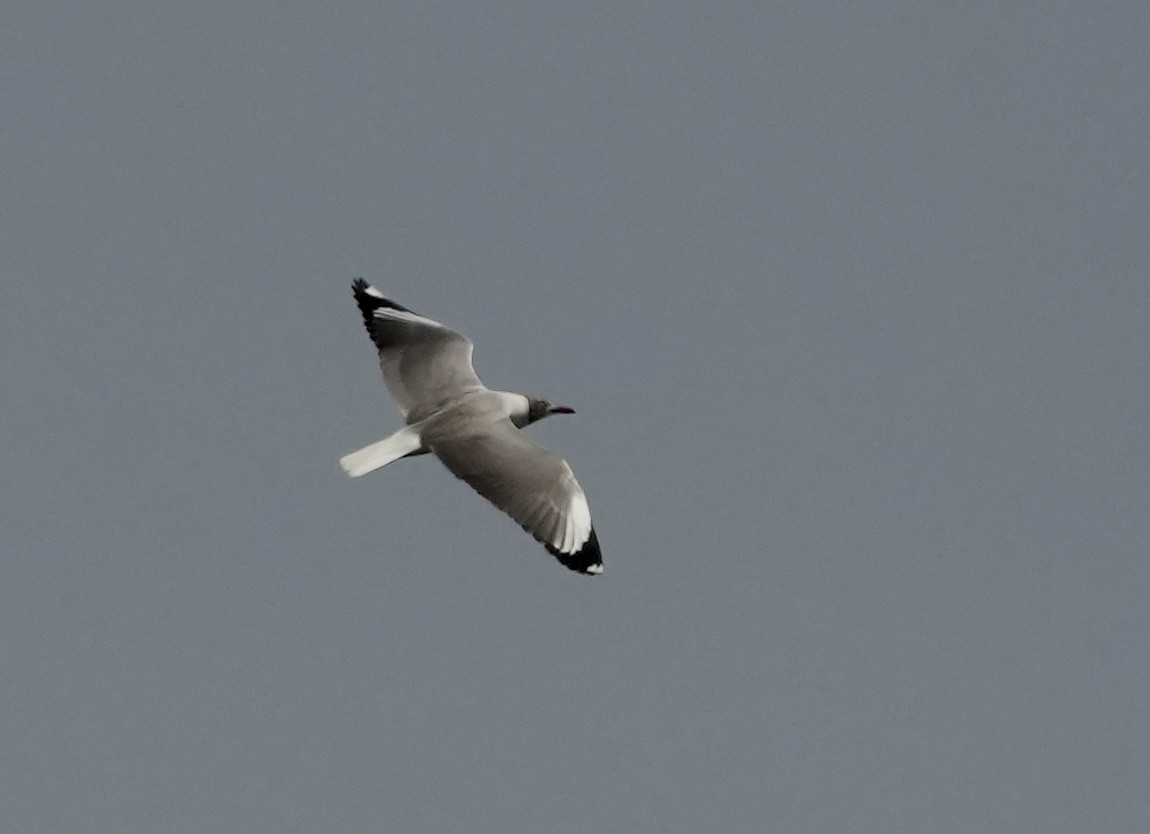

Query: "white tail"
<box><xmin>339</xmin><ymin>425</ymin><xmax>425</xmax><ymax>477</ymax></box>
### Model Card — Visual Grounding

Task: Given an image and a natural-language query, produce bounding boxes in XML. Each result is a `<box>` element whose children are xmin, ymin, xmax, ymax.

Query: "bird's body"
<box><xmin>341</xmin><ymin>279</ymin><xmax>603</xmax><ymax>575</ymax></box>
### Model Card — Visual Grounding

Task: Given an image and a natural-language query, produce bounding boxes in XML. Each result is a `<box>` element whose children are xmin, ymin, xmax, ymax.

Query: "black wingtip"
<box><xmin>351</xmin><ymin>278</ymin><xmax>415</xmax><ymax>314</ymax></box>
<box><xmin>350</xmin><ymin>278</ymin><xmax>422</xmax><ymax>351</ymax></box>
<box><xmin>546</xmin><ymin>528</ymin><xmax>603</xmax><ymax>576</ymax></box>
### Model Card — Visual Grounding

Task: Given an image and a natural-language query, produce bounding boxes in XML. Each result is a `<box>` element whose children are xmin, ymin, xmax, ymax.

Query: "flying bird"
<box><xmin>340</xmin><ymin>279</ymin><xmax>603</xmax><ymax>575</ymax></box>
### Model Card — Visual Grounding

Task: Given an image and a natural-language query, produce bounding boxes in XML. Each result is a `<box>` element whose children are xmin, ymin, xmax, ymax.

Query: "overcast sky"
<box><xmin>2</xmin><ymin>3</ymin><xmax>1148</xmax><ymax>832</ymax></box>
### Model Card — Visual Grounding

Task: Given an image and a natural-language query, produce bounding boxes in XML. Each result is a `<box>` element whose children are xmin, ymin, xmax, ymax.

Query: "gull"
<box><xmin>340</xmin><ymin>279</ymin><xmax>603</xmax><ymax>575</ymax></box>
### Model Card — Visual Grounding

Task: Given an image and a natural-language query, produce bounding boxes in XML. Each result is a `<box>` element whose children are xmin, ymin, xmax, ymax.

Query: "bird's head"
<box><xmin>526</xmin><ymin>397</ymin><xmax>576</xmax><ymax>425</ymax></box>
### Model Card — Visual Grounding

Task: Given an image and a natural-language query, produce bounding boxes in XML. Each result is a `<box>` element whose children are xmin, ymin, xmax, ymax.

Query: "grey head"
<box><xmin>526</xmin><ymin>397</ymin><xmax>576</xmax><ymax>425</ymax></box>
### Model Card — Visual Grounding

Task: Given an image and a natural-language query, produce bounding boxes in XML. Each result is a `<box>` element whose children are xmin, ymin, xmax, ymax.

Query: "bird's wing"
<box><xmin>352</xmin><ymin>279</ymin><xmax>483</xmax><ymax>417</ymax></box>
<box><xmin>428</xmin><ymin>419</ymin><xmax>602</xmax><ymax>575</ymax></box>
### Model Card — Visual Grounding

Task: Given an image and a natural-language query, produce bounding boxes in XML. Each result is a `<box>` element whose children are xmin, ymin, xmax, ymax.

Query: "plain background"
<box><xmin>2</xmin><ymin>3</ymin><xmax>1148</xmax><ymax>832</ymax></box>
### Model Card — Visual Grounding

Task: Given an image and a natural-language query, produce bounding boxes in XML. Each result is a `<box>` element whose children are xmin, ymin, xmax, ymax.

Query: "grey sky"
<box><xmin>2</xmin><ymin>3</ymin><xmax>1148</xmax><ymax>832</ymax></box>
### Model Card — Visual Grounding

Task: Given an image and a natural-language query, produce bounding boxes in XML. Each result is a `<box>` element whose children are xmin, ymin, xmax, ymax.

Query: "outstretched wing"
<box><xmin>429</xmin><ymin>420</ymin><xmax>603</xmax><ymax>575</ymax></box>
<box><xmin>352</xmin><ymin>279</ymin><xmax>484</xmax><ymax>418</ymax></box>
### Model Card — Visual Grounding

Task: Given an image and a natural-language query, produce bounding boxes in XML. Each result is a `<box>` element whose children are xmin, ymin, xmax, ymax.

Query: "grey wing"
<box><xmin>352</xmin><ymin>279</ymin><xmax>484</xmax><ymax>417</ymax></box>
<box><xmin>429</xmin><ymin>421</ymin><xmax>603</xmax><ymax>575</ymax></box>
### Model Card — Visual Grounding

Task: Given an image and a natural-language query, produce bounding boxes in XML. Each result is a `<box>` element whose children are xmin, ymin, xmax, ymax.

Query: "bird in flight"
<box><xmin>340</xmin><ymin>279</ymin><xmax>603</xmax><ymax>575</ymax></box>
